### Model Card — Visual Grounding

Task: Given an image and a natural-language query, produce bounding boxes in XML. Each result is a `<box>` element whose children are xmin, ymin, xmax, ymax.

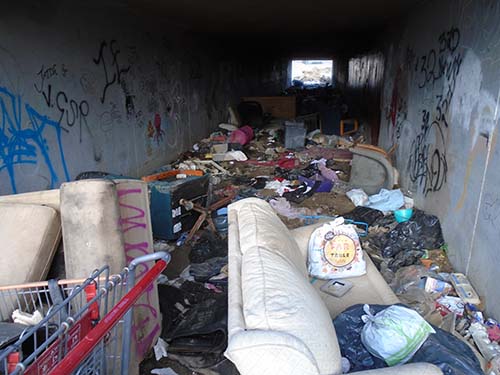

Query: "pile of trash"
<box><xmin>141</xmin><ymin>111</ymin><xmax>500</xmax><ymax>374</ymax></box>
<box><xmin>339</xmin><ymin>187</ymin><xmax>499</xmax><ymax>374</ymax></box>
<box><xmin>1</xmin><ymin>96</ymin><xmax>496</xmax><ymax>375</ymax></box>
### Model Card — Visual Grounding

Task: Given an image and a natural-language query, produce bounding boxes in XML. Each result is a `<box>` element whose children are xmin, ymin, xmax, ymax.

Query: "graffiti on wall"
<box><xmin>34</xmin><ymin>64</ymin><xmax>90</xmax><ymax>143</ymax></box>
<box><xmin>146</xmin><ymin>113</ymin><xmax>165</xmax><ymax>155</ymax></box>
<box><xmin>406</xmin><ymin>27</ymin><xmax>463</xmax><ymax>195</ymax></box>
<box><xmin>117</xmin><ymin>187</ymin><xmax>161</xmax><ymax>358</ymax></box>
<box><xmin>93</xmin><ymin>40</ymin><xmax>130</xmax><ymax>105</ymax></box>
<box><xmin>482</xmin><ymin>192</ymin><xmax>500</xmax><ymax>227</ymax></box>
<box><xmin>99</xmin><ymin>101</ymin><xmax>122</xmax><ymax>133</ymax></box>
<box><xmin>386</xmin><ymin>68</ymin><xmax>409</xmax><ymax>143</ymax></box>
<box><xmin>0</xmin><ymin>85</ymin><xmax>69</xmax><ymax>193</ymax></box>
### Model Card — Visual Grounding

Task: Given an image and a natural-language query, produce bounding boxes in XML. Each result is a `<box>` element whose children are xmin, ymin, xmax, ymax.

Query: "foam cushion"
<box><xmin>0</xmin><ymin>203</ymin><xmax>60</xmax><ymax>286</ymax></box>
<box><xmin>61</xmin><ymin>180</ymin><xmax>126</xmax><ymax>278</ymax></box>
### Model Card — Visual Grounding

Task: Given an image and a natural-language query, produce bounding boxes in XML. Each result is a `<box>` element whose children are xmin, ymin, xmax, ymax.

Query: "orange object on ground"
<box><xmin>142</xmin><ymin>169</ymin><xmax>203</xmax><ymax>182</ymax></box>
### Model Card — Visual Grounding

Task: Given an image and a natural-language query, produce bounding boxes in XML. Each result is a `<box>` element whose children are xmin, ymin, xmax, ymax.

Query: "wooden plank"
<box><xmin>242</xmin><ymin>96</ymin><xmax>296</xmax><ymax>119</ymax></box>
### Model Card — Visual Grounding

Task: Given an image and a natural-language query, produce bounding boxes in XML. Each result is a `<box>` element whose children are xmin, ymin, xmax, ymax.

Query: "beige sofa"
<box><xmin>225</xmin><ymin>198</ymin><xmax>442</xmax><ymax>375</ymax></box>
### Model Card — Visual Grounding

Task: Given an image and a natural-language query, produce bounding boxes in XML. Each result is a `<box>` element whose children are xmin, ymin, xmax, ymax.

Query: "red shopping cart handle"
<box><xmin>49</xmin><ymin>259</ymin><xmax>167</xmax><ymax>375</ymax></box>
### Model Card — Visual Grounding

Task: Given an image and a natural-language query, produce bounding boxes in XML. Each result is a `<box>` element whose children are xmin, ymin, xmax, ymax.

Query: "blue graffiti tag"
<box><xmin>0</xmin><ymin>86</ymin><xmax>69</xmax><ymax>193</ymax></box>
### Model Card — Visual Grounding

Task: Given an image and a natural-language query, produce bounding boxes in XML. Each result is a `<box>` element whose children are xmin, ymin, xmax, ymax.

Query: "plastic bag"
<box><xmin>308</xmin><ymin>217</ymin><xmax>366</xmax><ymax>279</ymax></box>
<box><xmin>365</xmin><ymin>189</ymin><xmax>405</xmax><ymax>212</ymax></box>
<box><xmin>389</xmin><ymin>265</ymin><xmax>429</xmax><ymax>294</ymax></box>
<box><xmin>344</xmin><ymin>206</ymin><xmax>384</xmax><ymax>226</ymax></box>
<box><xmin>334</xmin><ymin>304</ymin><xmax>484</xmax><ymax>375</ymax></box>
<box><xmin>361</xmin><ymin>304</ymin><xmax>435</xmax><ymax>366</ymax></box>
<box><xmin>381</xmin><ymin>210</ymin><xmax>445</xmax><ymax>259</ymax></box>
<box><xmin>346</xmin><ymin>189</ymin><xmax>369</xmax><ymax>207</ymax></box>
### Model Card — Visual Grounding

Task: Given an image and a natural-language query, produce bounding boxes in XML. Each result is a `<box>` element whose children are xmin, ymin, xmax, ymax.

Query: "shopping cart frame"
<box><xmin>0</xmin><ymin>251</ymin><xmax>170</xmax><ymax>375</ymax></box>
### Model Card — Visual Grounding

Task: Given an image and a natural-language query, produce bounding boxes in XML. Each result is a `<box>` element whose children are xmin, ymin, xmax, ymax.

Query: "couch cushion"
<box><xmin>230</xmin><ymin>198</ymin><xmax>307</xmax><ymax>277</ymax></box>
<box><xmin>242</xmin><ymin>247</ymin><xmax>342</xmax><ymax>375</ymax></box>
<box><xmin>311</xmin><ymin>252</ymin><xmax>400</xmax><ymax>318</ymax></box>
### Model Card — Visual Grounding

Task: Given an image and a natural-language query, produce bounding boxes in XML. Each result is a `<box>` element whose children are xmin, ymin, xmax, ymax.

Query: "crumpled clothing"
<box><xmin>314</xmin><ymin>158</ymin><xmax>339</xmax><ymax>182</ymax></box>
<box><xmin>264</xmin><ymin>179</ymin><xmax>305</xmax><ymax>197</ymax></box>
<box><xmin>269</xmin><ymin>197</ymin><xmax>310</xmax><ymax>219</ymax></box>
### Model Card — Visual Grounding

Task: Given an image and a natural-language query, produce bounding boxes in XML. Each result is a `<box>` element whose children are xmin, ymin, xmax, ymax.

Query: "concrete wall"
<box><xmin>377</xmin><ymin>0</ymin><xmax>500</xmax><ymax>318</ymax></box>
<box><xmin>0</xmin><ymin>3</ymin><xmax>287</xmax><ymax>195</ymax></box>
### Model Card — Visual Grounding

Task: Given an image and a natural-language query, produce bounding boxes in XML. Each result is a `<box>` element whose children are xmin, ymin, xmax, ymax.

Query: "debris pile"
<box><xmin>0</xmin><ymin>98</ymin><xmax>495</xmax><ymax>375</ymax></box>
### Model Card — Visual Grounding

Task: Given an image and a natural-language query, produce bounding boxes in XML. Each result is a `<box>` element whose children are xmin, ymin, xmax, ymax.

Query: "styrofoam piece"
<box><xmin>60</xmin><ymin>180</ymin><xmax>126</xmax><ymax>278</ymax></box>
<box><xmin>450</xmin><ymin>273</ymin><xmax>481</xmax><ymax>305</ymax></box>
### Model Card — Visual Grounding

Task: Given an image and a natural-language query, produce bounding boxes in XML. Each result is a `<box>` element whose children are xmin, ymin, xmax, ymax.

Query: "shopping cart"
<box><xmin>0</xmin><ymin>252</ymin><xmax>170</xmax><ymax>375</ymax></box>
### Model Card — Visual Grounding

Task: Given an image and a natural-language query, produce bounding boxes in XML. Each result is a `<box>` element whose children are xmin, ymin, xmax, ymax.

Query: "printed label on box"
<box><xmin>172</xmin><ymin>206</ymin><xmax>182</xmax><ymax>218</ymax></box>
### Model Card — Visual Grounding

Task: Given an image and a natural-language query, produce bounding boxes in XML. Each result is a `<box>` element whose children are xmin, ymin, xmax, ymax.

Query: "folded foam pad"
<box><xmin>0</xmin><ymin>189</ymin><xmax>60</xmax><ymax>211</ymax></box>
<box><xmin>0</xmin><ymin>203</ymin><xmax>60</xmax><ymax>286</ymax></box>
<box><xmin>0</xmin><ymin>203</ymin><xmax>61</xmax><ymax>320</ymax></box>
<box><xmin>61</xmin><ymin>180</ymin><xmax>126</xmax><ymax>278</ymax></box>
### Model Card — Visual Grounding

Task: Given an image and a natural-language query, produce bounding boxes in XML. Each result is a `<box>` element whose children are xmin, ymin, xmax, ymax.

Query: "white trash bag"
<box><xmin>308</xmin><ymin>217</ymin><xmax>366</xmax><ymax>279</ymax></box>
<box><xmin>361</xmin><ymin>304</ymin><xmax>435</xmax><ymax>366</ymax></box>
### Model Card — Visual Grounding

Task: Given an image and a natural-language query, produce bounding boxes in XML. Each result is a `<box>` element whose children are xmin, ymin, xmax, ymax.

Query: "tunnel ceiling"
<box><xmin>94</xmin><ymin>0</ymin><xmax>426</xmax><ymax>34</ymax></box>
<box><xmin>23</xmin><ymin>0</ymin><xmax>427</xmax><ymax>55</ymax></box>
<box><xmin>78</xmin><ymin>0</ymin><xmax>427</xmax><ymax>55</ymax></box>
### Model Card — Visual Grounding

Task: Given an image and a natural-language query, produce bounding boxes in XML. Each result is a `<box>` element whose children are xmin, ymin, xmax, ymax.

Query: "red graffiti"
<box><xmin>388</xmin><ymin>69</ymin><xmax>401</xmax><ymax>127</ymax></box>
<box><xmin>153</xmin><ymin>113</ymin><xmax>164</xmax><ymax>145</ymax></box>
<box><xmin>389</xmin><ymin>88</ymin><xmax>398</xmax><ymax>126</ymax></box>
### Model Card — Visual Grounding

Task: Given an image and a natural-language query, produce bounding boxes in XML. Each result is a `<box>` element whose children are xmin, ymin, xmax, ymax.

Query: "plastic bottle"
<box><xmin>469</xmin><ymin>322</ymin><xmax>500</xmax><ymax>374</ymax></box>
<box><xmin>487</xmin><ymin>355</ymin><xmax>500</xmax><ymax>375</ymax></box>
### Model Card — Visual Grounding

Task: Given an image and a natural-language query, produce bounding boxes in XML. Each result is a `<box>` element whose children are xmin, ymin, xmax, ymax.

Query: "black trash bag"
<box><xmin>190</xmin><ymin>256</ymin><xmax>227</xmax><ymax>282</ymax></box>
<box><xmin>189</xmin><ymin>231</ymin><xmax>227</xmax><ymax>263</ymax></box>
<box><xmin>344</xmin><ymin>207</ymin><xmax>384</xmax><ymax>226</ymax></box>
<box><xmin>158</xmin><ymin>281</ymin><xmax>211</xmax><ymax>334</ymax></box>
<box><xmin>381</xmin><ymin>210</ymin><xmax>444</xmax><ymax>258</ymax></box>
<box><xmin>388</xmin><ymin>249</ymin><xmax>426</xmax><ymax>271</ymax></box>
<box><xmin>166</xmin><ymin>297</ymin><xmax>227</xmax><ymax>354</ymax></box>
<box><xmin>333</xmin><ymin>304</ymin><xmax>483</xmax><ymax>375</ymax></box>
<box><xmin>159</xmin><ymin>280</ymin><xmax>228</xmax><ymax>367</ymax></box>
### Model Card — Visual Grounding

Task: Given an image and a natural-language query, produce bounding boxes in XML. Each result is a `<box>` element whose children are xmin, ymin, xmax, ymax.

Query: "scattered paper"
<box><xmin>12</xmin><ymin>309</ymin><xmax>43</xmax><ymax>325</ymax></box>
<box><xmin>153</xmin><ymin>337</ymin><xmax>169</xmax><ymax>361</ymax></box>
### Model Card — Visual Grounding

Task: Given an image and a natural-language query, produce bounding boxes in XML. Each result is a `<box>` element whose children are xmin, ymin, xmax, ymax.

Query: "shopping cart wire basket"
<box><xmin>0</xmin><ymin>251</ymin><xmax>170</xmax><ymax>375</ymax></box>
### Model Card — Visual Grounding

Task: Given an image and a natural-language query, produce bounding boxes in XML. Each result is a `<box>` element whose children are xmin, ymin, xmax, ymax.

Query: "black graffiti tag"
<box><xmin>93</xmin><ymin>40</ymin><xmax>130</xmax><ymax>104</ymax></box>
<box><xmin>415</xmin><ymin>27</ymin><xmax>461</xmax><ymax>89</ymax></box>
<box><xmin>407</xmin><ymin>110</ymin><xmax>448</xmax><ymax>196</ymax></box>
<box><xmin>407</xmin><ymin>26</ymin><xmax>462</xmax><ymax>195</ymax></box>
